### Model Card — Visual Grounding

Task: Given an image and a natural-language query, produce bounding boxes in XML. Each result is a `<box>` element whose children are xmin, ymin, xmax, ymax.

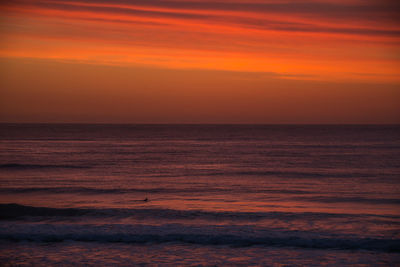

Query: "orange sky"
<box><xmin>0</xmin><ymin>0</ymin><xmax>399</xmax><ymax>123</ymax></box>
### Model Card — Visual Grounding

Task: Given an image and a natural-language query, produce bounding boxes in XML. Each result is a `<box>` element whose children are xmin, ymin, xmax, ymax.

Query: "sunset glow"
<box><xmin>1</xmin><ymin>2</ymin><xmax>400</xmax><ymax>265</ymax></box>
<box><xmin>0</xmin><ymin>0</ymin><xmax>399</xmax><ymax>123</ymax></box>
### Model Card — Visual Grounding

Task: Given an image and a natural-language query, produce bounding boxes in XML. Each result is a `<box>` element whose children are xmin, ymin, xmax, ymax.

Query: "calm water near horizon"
<box><xmin>0</xmin><ymin>124</ymin><xmax>399</xmax><ymax>266</ymax></box>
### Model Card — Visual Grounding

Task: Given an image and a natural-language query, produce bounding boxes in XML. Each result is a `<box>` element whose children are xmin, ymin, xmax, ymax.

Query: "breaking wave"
<box><xmin>0</xmin><ymin>223</ymin><xmax>398</xmax><ymax>252</ymax></box>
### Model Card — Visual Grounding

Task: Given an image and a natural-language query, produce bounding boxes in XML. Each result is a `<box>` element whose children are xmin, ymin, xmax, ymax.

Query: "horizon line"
<box><xmin>1</xmin><ymin>122</ymin><xmax>399</xmax><ymax>126</ymax></box>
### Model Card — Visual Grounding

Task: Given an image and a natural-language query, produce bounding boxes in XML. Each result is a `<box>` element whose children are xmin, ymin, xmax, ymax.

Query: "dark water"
<box><xmin>0</xmin><ymin>124</ymin><xmax>399</xmax><ymax>266</ymax></box>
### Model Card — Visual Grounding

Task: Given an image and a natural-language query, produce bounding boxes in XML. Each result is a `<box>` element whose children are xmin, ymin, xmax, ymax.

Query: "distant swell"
<box><xmin>1</xmin><ymin>204</ymin><xmax>398</xmax><ymax>221</ymax></box>
<box><xmin>0</xmin><ymin>186</ymin><xmax>312</xmax><ymax>195</ymax></box>
<box><xmin>0</xmin><ymin>223</ymin><xmax>398</xmax><ymax>252</ymax></box>
<box><xmin>153</xmin><ymin>170</ymin><xmax>381</xmax><ymax>179</ymax></box>
<box><xmin>297</xmin><ymin>196</ymin><xmax>400</xmax><ymax>205</ymax></box>
<box><xmin>0</xmin><ymin>163</ymin><xmax>88</xmax><ymax>170</ymax></box>
<box><xmin>234</xmin><ymin>170</ymin><xmax>373</xmax><ymax>178</ymax></box>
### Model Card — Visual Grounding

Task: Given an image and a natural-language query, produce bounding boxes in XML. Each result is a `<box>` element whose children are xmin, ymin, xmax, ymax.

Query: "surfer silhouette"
<box><xmin>143</xmin><ymin>197</ymin><xmax>148</xmax><ymax>202</ymax></box>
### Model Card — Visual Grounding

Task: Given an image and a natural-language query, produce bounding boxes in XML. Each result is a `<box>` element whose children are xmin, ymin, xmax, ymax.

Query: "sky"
<box><xmin>0</xmin><ymin>0</ymin><xmax>399</xmax><ymax>124</ymax></box>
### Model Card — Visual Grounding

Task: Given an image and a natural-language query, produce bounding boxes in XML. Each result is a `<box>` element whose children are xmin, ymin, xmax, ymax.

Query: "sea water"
<box><xmin>0</xmin><ymin>124</ymin><xmax>399</xmax><ymax>266</ymax></box>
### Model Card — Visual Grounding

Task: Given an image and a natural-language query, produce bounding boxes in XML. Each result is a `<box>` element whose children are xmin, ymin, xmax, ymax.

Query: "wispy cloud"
<box><xmin>0</xmin><ymin>0</ymin><xmax>399</xmax><ymax>81</ymax></box>
<box><xmin>4</xmin><ymin>0</ymin><xmax>400</xmax><ymax>36</ymax></box>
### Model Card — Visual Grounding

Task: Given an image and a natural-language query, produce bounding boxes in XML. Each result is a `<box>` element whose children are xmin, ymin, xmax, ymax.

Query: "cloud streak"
<box><xmin>4</xmin><ymin>0</ymin><xmax>400</xmax><ymax>36</ymax></box>
<box><xmin>0</xmin><ymin>0</ymin><xmax>399</xmax><ymax>81</ymax></box>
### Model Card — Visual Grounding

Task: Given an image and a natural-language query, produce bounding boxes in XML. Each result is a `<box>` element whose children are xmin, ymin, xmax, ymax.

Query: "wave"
<box><xmin>297</xmin><ymin>196</ymin><xmax>400</xmax><ymax>205</ymax></box>
<box><xmin>1</xmin><ymin>204</ymin><xmax>398</xmax><ymax>221</ymax></box>
<box><xmin>1</xmin><ymin>187</ymin><xmax>397</xmax><ymax>205</ymax></box>
<box><xmin>0</xmin><ymin>223</ymin><xmax>398</xmax><ymax>252</ymax></box>
<box><xmin>152</xmin><ymin>170</ymin><xmax>380</xmax><ymax>179</ymax></box>
<box><xmin>0</xmin><ymin>163</ymin><xmax>380</xmax><ymax>179</ymax></box>
<box><xmin>0</xmin><ymin>163</ymin><xmax>89</xmax><ymax>170</ymax></box>
<box><xmin>233</xmin><ymin>170</ymin><xmax>373</xmax><ymax>178</ymax></box>
<box><xmin>0</xmin><ymin>186</ymin><xmax>312</xmax><ymax>195</ymax></box>
<box><xmin>0</xmin><ymin>187</ymin><xmax>169</xmax><ymax>194</ymax></box>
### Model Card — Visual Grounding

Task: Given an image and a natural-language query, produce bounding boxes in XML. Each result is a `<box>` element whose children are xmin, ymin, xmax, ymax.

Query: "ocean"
<box><xmin>0</xmin><ymin>124</ymin><xmax>399</xmax><ymax>266</ymax></box>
